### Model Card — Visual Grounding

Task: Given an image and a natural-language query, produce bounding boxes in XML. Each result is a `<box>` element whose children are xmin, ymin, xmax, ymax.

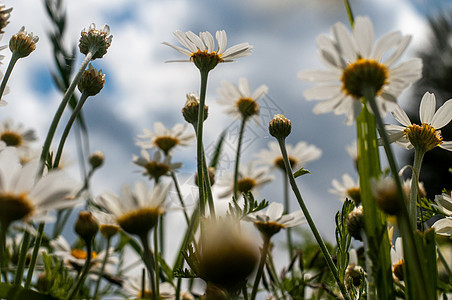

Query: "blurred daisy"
<box><xmin>254</xmin><ymin>141</ymin><xmax>322</xmax><ymax>172</ymax></box>
<box><xmin>0</xmin><ymin>147</ymin><xmax>79</xmax><ymax>228</ymax></box>
<box><xmin>163</xmin><ymin>30</ymin><xmax>252</xmax><ymax>71</ymax></box>
<box><xmin>216</xmin><ymin>162</ymin><xmax>274</xmax><ymax>199</ymax></box>
<box><xmin>0</xmin><ymin>118</ymin><xmax>36</xmax><ymax>151</ymax></box>
<box><xmin>245</xmin><ymin>202</ymin><xmax>305</xmax><ymax>238</ymax></box>
<box><xmin>345</xmin><ymin>248</ymin><xmax>363</xmax><ymax>287</ymax></box>
<box><xmin>385</xmin><ymin>92</ymin><xmax>452</xmax><ymax>152</ymax></box>
<box><xmin>298</xmin><ymin>16</ymin><xmax>422</xmax><ymax>125</ymax></box>
<box><xmin>136</xmin><ymin>122</ymin><xmax>194</xmax><ymax>155</ymax></box>
<box><xmin>90</xmin><ymin>209</ymin><xmax>120</xmax><ymax>239</ymax></box>
<box><xmin>329</xmin><ymin>173</ymin><xmax>360</xmax><ymax>205</ymax></box>
<box><xmin>390</xmin><ymin>237</ymin><xmax>404</xmax><ymax>281</ymax></box>
<box><xmin>94</xmin><ymin>181</ymin><xmax>171</xmax><ymax>236</ymax></box>
<box><xmin>133</xmin><ymin>149</ymin><xmax>182</xmax><ymax>182</ymax></box>
<box><xmin>123</xmin><ymin>277</ymin><xmax>194</xmax><ymax>300</ymax></box>
<box><xmin>432</xmin><ymin>192</ymin><xmax>452</xmax><ymax>236</ymax></box>
<box><xmin>217</xmin><ymin>78</ymin><xmax>268</xmax><ymax>121</ymax></box>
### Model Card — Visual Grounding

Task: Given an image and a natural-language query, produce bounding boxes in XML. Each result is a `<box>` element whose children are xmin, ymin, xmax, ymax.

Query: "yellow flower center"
<box><xmin>138</xmin><ymin>290</ymin><xmax>153</xmax><ymax>298</ymax></box>
<box><xmin>393</xmin><ymin>260</ymin><xmax>404</xmax><ymax>281</ymax></box>
<box><xmin>0</xmin><ymin>192</ymin><xmax>34</xmax><ymax>226</ymax></box>
<box><xmin>274</xmin><ymin>156</ymin><xmax>298</xmax><ymax>171</ymax></box>
<box><xmin>144</xmin><ymin>161</ymin><xmax>170</xmax><ymax>181</ymax></box>
<box><xmin>237</xmin><ymin>178</ymin><xmax>256</xmax><ymax>194</ymax></box>
<box><xmin>100</xmin><ymin>224</ymin><xmax>120</xmax><ymax>238</ymax></box>
<box><xmin>153</xmin><ymin>136</ymin><xmax>179</xmax><ymax>154</ymax></box>
<box><xmin>117</xmin><ymin>208</ymin><xmax>163</xmax><ymax>236</ymax></box>
<box><xmin>341</xmin><ymin>59</ymin><xmax>388</xmax><ymax>98</ymax></box>
<box><xmin>191</xmin><ymin>50</ymin><xmax>223</xmax><ymax>72</ymax></box>
<box><xmin>71</xmin><ymin>249</ymin><xmax>98</xmax><ymax>260</ymax></box>
<box><xmin>255</xmin><ymin>221</ymin><xmax>285</xmax><ymax>238</ymax></box>
<box><xmin>346</xmin><ymin>187</ymin><xmax>361</xmax><ymax>205</ymax></box>
<box><xmin>1</xmin><ymin>131</ymin><xmax>22</xmax><ymax>147</ymax></box>
<box><xmin>236</xmin><ymin>98</ymin><xmax>259</xmax><ymax>119</ymax></box>
<box><xmin>404</xmin><ymin>123</ymin><xmax>443</xmax><ymax>152</ymax></box>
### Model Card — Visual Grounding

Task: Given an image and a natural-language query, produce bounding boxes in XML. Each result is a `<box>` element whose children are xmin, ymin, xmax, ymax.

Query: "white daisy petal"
<box><xmin>391</xmin><ymin>104</ymin><xmax>412</xmax><ymax>127</ymax></box>
<box><xmin>354</xmin><ymin>16</ymin><xmax>374</xmax><ymax>58</ymax></box>
<box><xmin>419</xmin><ymin>92</ymin><xmax>436</xmax><ymax>124</ymax></box>
<box><xmin>431</xmin><ymin>99</ymin><xmax>452</xmax><ymax>129</ymax></box>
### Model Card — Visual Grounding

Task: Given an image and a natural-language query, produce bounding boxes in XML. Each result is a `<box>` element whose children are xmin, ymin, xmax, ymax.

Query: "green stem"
<box><xmin>175</xmin><ymin>277</ymin><xmax>182</xmax><ymax>300</ymax></box>
<box><xmin>276</xmin><ymin>138</ymin><xmax>351</xmax><ymax>300</ymax></box>
<box><xmin>0</xmin><ymin>53</ymin><xmax>20</xmax><ymax>100</ymax></box>
<box><xmin>67</xmin><ymin>241</ymin><xmax>93</xmax><ymax>300</ymax></box>
<box><xmin>154</xmin><ymin>223</ymin><xmax>160</xmax><ymax>298</ymax></box>
<box><xmin>250</xmin><ymin>235</ymin><xmax>270</xmax><ymax>300</ymax></box>
<box><xmin>409</xmin><ymin>149</ymin><xmax>425</xmax><ymax>228</ymax></box>
<box><xmin>139</xmin><ymin>233</ymin><xmax>157</xmax><ymax>300</ymax></box>
<box><xmin>0</xmin><ymin>222</ymin><xmax>8</xmax><ymax>283</ymax></box>
<box><xmin>53</xmin><ymin>92</ymin><xmax>90</xmax><ymax>169</ymax></box>
<box><xmin>343</xmin><ymin>0</ymin><xmax>355</xmax><ymax>27</ymax></box>
<box><xmin>283</xmin><ymin>172</ymin><xmax>294</xmax><ymax>262</ymax></box>
<box><xmin>93</xmin><ymin>237</ymin><xmax>111</xmax><ymax>299</ymax></box>
<box><xmin>170</xmin><ymin>171</ymin><xmax>189</xmax><ymax>224</ymax></box>
<box><xmin>24</xmin><ymin>222</ymin><xmax>45</xmax><ymax>289</ymax></box>
<box><xmin>14</xmin><ymin>230</ymin><xmax>31</xmax><ymax>286</ymax></box>
<box><xmin>437</xmin><ymin>246</ymin><xmax>452</xmax><ymax>279</ymax></box>
<box><xmin>233</xmin><ymin>118</ymin><xmax>247</xmax><ymax>200</ymax></box>
<box><xmin>38</xmin><ymin>50</ymin><xmax>94</xmax><ymax>176</ymax></box>
<box><xmin>173</xmin><ymin>207</ymin><xmax>199</xmax><ymax>270</ymax></box>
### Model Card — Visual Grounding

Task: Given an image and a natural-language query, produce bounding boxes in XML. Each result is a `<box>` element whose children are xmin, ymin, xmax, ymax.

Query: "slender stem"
<box><xmin>154</xmin><ymin>223</ymin><xmax>160</xmax><ymax>298</ymax></box>
<box><xmin>170</xmin><ymin>171</ymin><xmax>189</xmax><ymax>224</ymax></box>
<box><xmin>233</xmin><ymin>118</ymin><xmax>247</xmax><ymax>200</ymax></box>
<box><xmin>67</xmin><ymin>241</ymin><xmax>93</xmax><ymax>300</ymax></box>
<box><xmin>141</xmin><ymin>268</ymin><xmax>146</xmax><ymax>299</ymax></box>
<box><xmin>276</xmin><ymin>138</ymin><xmax>351</xmax><ymax>300</ymax></box>
<box><xmin>38</xmin><ymin>51</ymin><xmax>94</xmax><ymax>176</ymax></box>
<box><xmin>53</xmin><ymin>92</ymin><xmax>90</xmax><ymax>169</ymax></box>
<box><xmin>14</xmin><ymin>230</ymin><xmax>31</xmax><ymax>286</ymax></box>
<box><xmin>0</xmin><ymin>53</ymin><xmax>20</xmax><ymax>100</ymax></box>
<box><xmin>283</xmin><ymin>172</ymin><xmax>294</xmax><ymax>262</ymax></box>
<box><xmin>250</xmin><ymin>235</ymin><xmax>270</xmax><ymax>300</ymax></box>
<box><xmin>139</xmin><ymin>233</ymin><xmax>157</xmax><ymax>300</ymax></box>
<box><xmin>343</xmin><ymin>0</ymin><xmax>355</xmax><ymax>27</ymax></box>
<box><xmin>93</xmin><ymin>237</ymin><xmax>111</xmax><ymax>299</ymax></box>
<box><xmin>409</xmin><ymin>149</ymin><xmax>425</xmax><ymax>228</ymax></box>
<box><xmin>0</xmin><ymin>222</ymin><xmax>8</xmax><ymax>283</ymax></box>
<box><xmin>175</xmin><ymin>277</ymin><xmax>182</xmax><ymax>300</ymax></box>
<box><xmin>24</xmin><ymin>222</ymin><xmax>45</xmax><ymax>289</ymax></box>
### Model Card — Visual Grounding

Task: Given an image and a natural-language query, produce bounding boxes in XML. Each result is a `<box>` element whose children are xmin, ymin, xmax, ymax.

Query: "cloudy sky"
<box><xmin>2</xmin><ymin>0</ymin><xmax>451</xmax><ymax>263</ymax></box>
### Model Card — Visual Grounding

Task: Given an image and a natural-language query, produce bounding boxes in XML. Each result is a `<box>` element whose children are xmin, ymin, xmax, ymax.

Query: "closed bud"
<box><xmin>372</xmin><ymin>177</ymin><xmax>402</xmax><ymax>215</ymax></box>
<box><xmin>9</xmin><ymin>26</ymin><xmax>39</xmax><ymax>58</ymax></box>
<box><xmin>346</xmin><ymin>206</ymin><xmax>365</xmax><ymax>241</ymax></box>
<box><xmin>89</xmin><ymin>150</ymin><xmax>104</xmax><ymax>169</ymax></box>
<box><xmin>78</xmin><ymin>64</ymin><xmax>105</xmax><ymax>96</ymax></box>
<box><xmin>182</xmin><ymin>93</ymin><xmax>208</xmax><ymax>125</ymax></box>
<box><xmin>75</xmin><ymin>211</ymin><xmax>99</xmax><ymax>243</ymax></box>
<box><xmin>79</xmin><ymin>23</ymin><xmax>112</xmax><ymax>60</ymax></box>
<box><xmin>0</xmin><ymin>5</ymin><xmax>12</xmax><ymax>34</ymax></box>
<box><xmin>269</xmin><ymin>114</ymin><xmax>291</xmax><ymax>139</ymax></box>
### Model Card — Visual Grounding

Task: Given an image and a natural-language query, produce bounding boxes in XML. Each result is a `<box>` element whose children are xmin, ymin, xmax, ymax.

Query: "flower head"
<box><xmin>329</xmin><ymin>173</ymin><xmax>360</xmax><ymax>205</ymax></box>
<box><xmin>89</xmin><ymin>150</ymin><xmax>104</xmax><ymax>169</ymax></box>
<box><xmin>0</xmin><ymin>118</ymin><xmax>37</xmax><ymax>152</ymax></box>
<box><xmin>245</xmin><ymin>202</ymin><xmax>305</xmax><ymax>238</ymax></box>
<box><xmin>136</xmin><ymin>122</ymin><xmax>194</xmax><ymax>155</ymax></box>
<box><xmin>298</xmin><ymin>16</ymin><xmax>422</xmax><ymax>125</ymax></box>
<box><xmin>163</xmin><ymin>30</ymin><xmax>252</xmax><ymax>71</ymax></box>
<box><xmin>133</xmin><ymin>149</ymin><xmax>182</xmax><ymax>182</ymax></box>
<box><xmin>268</xmin><ymin>114</ymin><xmax>292</xmax><ymax>139</ymax></box>
<box><xmin>79</xmin><ymin>23</ymin><xmax>112</xmax><ymax>60</ymax></box>
<box><xmin>254</xmin><ymin>141</ymin><xmax>322</xmax><ymax>172</ymax></box>
<box><xmin>385</xmin><ymin>92</ymin><xmax>452</xmax><ymax>152</ymax></box>
<box><xmin>217</xmin><ymin>78</ymin><xmax>268</xmax><ymax>121</ymax></box>
<box><xmin>432</xmin><ymin>192</ymin><xmax>452</xmax><ymax>236</ymax></box>
<box><xmin>182</xmin><ymin>93</ymin><xmax>208</xmax><ymax>125</ymax></box>
<box><xmin>391</xmin><ymin>237</ymin><xmax>404</xmax><ymax>281</ymax></box>
<box><xmin>9</xmin><ymin>26</ymin><xmax>39</xmax><ymax>58</ymax></box>
<box><xmin>77</xmin><ymin>63</ymin><xmax>105</xmax><ymax>96</ymax></box>
<box><xmin>0</xmin><ymin>4</ymin><xmax>12</xmax><ymax>34</ymax></box>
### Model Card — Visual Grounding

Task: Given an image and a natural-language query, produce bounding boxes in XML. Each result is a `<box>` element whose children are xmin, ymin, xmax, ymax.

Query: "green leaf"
<box><xmin>0</xmin><ymin>284</ymin><xmax>60</xmax><ymax>300</ymax></box>
<box><xmin>209</xmin><ymin>130</ymin><xmax>227</xmax><ymax>169</ymax></box>
<box><xmin>293</xmin><ymin>168</ymin><xmax>311</xmax><ymax>178</ymax></box>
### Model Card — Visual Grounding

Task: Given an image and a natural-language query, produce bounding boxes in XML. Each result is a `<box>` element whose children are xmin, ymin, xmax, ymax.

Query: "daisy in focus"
<box><xmin>133</xmin><ymin>149</ymin><xmax>182</xmax><ymax>182</ymax></box>
<box><xmin>163</xmin><ymin>30</ymin><xmax>252</xmax><ymax>71</ymax></box>
<box><xmin>254</xmin><ymin>141</ymin><xmax>322</xmax><ymax>172</ymax></box>
<box><xmin>432</xmin><ymin>191</ymin><xmax>452</xmax><ymax>236</ymax></box>
<box><xmin>216</xmin><ymin>78</ymin><xmax>268</xmax><ymax>122</ymax></box>
<box><xmin>385</xmin><ymin>92</ymin><xmax>452</xmax><ymax>152</ymax></box>
<box><xmin>298</xmin><ymin>16</ymin><xmax>422</xmax><ymax>125</ymax></box>
<box><xmin>136</xmin><ymin>122</ymin><xmax>194</xmax><ymax>155</ymax></box>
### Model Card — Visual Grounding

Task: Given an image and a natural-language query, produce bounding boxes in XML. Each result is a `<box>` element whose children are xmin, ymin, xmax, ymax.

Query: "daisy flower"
<box><xmin>345</xmin><ymin>248</ymin><xmax>363</xmax><ymax>287</ymax></box>
<box><xmin>79</xmin><ymin>23</ymin><xmax>112</xmax><ymax>60</ymax></box>
<box><xmin>0</xmin><ymin>118</ymin><xmax>37</xmax><ymax>151</ymax></box>
<box><xmin>298</xmin><ymin>16</ymin><xmax>422</xmax><ymax>125</ymax></box>
<box><xmin>216</xmin><ymin>78</ymin><xmax>268</xmax><ymax>121</ymax></box>
<box><xmin>385</xmin><ymin>92</ymin><xmax>452</xmax><ymax>152</ymax></box>
<box><xmin>254</xmin><ymin>140</ymin><xmax>322</xmax><ymax>172</ymax></box>
<box><xmin>123</xmin><ymin>276</ymin><xmax>194</xmax><ymax>300</ymax></box>
<box><xmin>136</xmin><ymin>122</ymin><xmax>194</xmax><ymax>155</ymax></box>
<box><xmin>163</xmin><ymin>30</ymin><xmax>252</xmax><ymax>71</ymax></box>
<box><xmin>94</xmin><ymin>181</ymin><xmax>171</xmax><ymax>236</ymax></box>
<box><xmin>0</xmin><ymin>147</ymin><xmax>79</xmax><ymax>228</ymax></box>
<box><xmin>133</xmin><ymin>149</ymin><xmax>182</xmax><ymax>182</ymax></box>
<box><xmin>216</xmin><ymin>162</ymin><xmax>274</xmax><ymax>199</ymax></box>
<box><xmin>90</xmin><ymin>209</ymin><xmax>120</xmax><ymax>239</ymax></box>
<box><xmin>432</xmin><ymin>192</ymin><xmax>452</xmax><ymax>236</ymax></box>
<box><xmin>390</xmin><ymin>237</ymin><xmax>404</xmax><ymax>281</ymax></box>
<box><xmin>9</xmin><ymin>26</ymin><xmax>39</xmax><ymax>58</ymax></box>
<box><xmin>245</xmin><ymin>202</ymin><xmax>305</xmax><ymax>238</ymax></box>
<box><xmin>329</xmin><ymin>173</ymin><xmax>360</xmax><ymax>205</ymax></box>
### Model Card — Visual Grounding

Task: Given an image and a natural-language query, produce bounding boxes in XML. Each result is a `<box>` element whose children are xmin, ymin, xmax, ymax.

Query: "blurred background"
<box><xmin>2</xmin><ymin>0</ymin><xmax>452</xmax><ymax>265</ymax></box>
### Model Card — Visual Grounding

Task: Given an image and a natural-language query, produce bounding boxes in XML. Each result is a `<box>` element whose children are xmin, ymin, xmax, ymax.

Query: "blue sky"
<box><xmin>2</xmin><ymin>0</ymin><xmax>450</xmax><ymax>261</ymax></box>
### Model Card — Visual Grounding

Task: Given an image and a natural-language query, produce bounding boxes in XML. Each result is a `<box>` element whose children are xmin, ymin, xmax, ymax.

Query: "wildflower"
<box><xmin>0</xmin><ymin>4</ymin><xmax>12</xmax><ymax>33</ymax></box>
<box><xmin>0</xmin><ymin>147</ymin><xmax>79</xmax><ymax>228</ymax></box>
<box><xmin>79</xmin><ymin>23</ymin><xmax>112</xmax><ymax>60</ymax></box>
<box><xmin>298</xmin><ymin>16</ymin><xmax>422</xmax><ymax>125</ymax></box>
<box><xmin>385</xmin><ymin>92</ymin><xmax>452</xmax><ymax>152</ymax></box>
<box><xmin>346</xmin><ymin>206</ymin><xmax>365</xmax><ymax>240</ymax></box>
<box><xmin>254</xmin><ymin>140</ymin><xmax>322</xmax><ymax>172</ymax></box>
<box><xmin>216</xmin><ymin>162</ymin><xmax>274</xmax><ymax>199</ymax></box>
<box><xmin>371</xmin><ymin>176</ymin><xmax>403</xmax><ymax>215</ymax></box>
<box><xmin>74</xmin><ymin>211</ymin><xmax>99</xmax><ymax>244</ymax></box>
<box><xmin>133</xmin><ymin>149</ymin><xmax>182</xmax><ymax>182</ymax></box>
<box><xmin>136</xmin><ymin>122</ymin><xmax>194</xmax><ymax>155</ymax></box>
<box><xmin>244</xmin><ymin>202</ymin><xmax>305</xmax><ymax>238</ymax></box>
<box><xmin>89</xmin><ymin>150</ymin><xmax>104</xmax><ymax>169</ymax></box>
<box><xmin>9</xmin><ymin>26</ymin><xmax>39</xmax><ymax>58</ymax></box>
<box><xmin>268</xmin><ymin>114</ymin><xmax>291</xmax><ymax>139</ymax></box>
<box><xmin>0</xmin><ymin>119</ymin><xmax>37</xmax><ymax>152</ymax></box>
<box><xmin>94</xmin><ymin>181</ymin><xmax>170</xmax><ymax>237</ymax></box>
<box><xmin>432</xmin><ymin>192</ymin><xmax>452</xmax><ymax>236</ymax></box>
<box><xmin>182</xmin><ymin>93</ymin><xmax>208</xmax><ymax>125</ymax></box>
<box><xmin>163</xmin><ymin>30</ymin><xmax>252</xmax><ymax>72</ymax></box>
<box><xmin>77</xmin><ymin>63</ymin><xmax>105</xmax><ymax>96</ymax></box>
<box><xmin>345</xmin><ymin>248</ymin><xmax>363</xmax><ymax>287</ymax></box>
<box><xmin>217</xmin><ymin>78</ymin><xmax>268</xmax><ymax>121</ymax></box>
<box><xmin>123</xmin><ymin>277</ymin><xmax>194</xmax><ymax>300</ymax></box>
<box><xmin>329</xmin><ymin>173</ymin><xmax>360</xmax><ymax>205</ymax></box>
<box><xmin>391</xmin><ymin>237</ymin><xmax>404</xmax><ymax>281</ymax></box>
<box><xmin>90</xmin><ymin>209</ymin><xmax>120</xmax><ymax>239</ymax></box>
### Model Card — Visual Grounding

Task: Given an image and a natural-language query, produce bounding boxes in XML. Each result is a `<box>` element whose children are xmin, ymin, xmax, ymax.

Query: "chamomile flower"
<box><xmin>133</xmin><ymin>149</ymin><xmax>182</xmax><ymax>182</ymax></box>
<box><xmin>9</xmin><ymin>26</ymin><xmax>39</xmax><ymax>58</ymax></box>
<box><xmin>94</xmin><ymin>181</ymin><xmax>171</xmax><ymax>236</ymax></box>
<box><xmin>245</xmin><ymin>202</ymin><xmax>305</xmax><ymax>238</ymax></box>
<box><xmin>136</xmin><ymin>122</ymin><xmax>194</xmax><ymax>155</ymax></box>
<box><xmin>329</xmin><ymin>173</ymin><xmax>360</xmax><ymax>205</ymax></box>
<box><xmin>298</xmin><ymin>16</ymin><xmax>422</xmax><ymax>125</ymax></box>
<box><xmin>432</xmin><ymin>192</ymin><xmax>452</xmax><ymax>236</ymax></box>
<box><xmin>385</xmin><ymin>92</ymin><xmax>452</xmax><ymax>152</ymax></box>
<box><xmin>216</xmin><ymin>162</ymin><xmax>274</xmax><ymax>199</ymax></box>
<box><xmin>390</xmin><ymin>237</ymin><xmax>404</xmax><ymax>281</ymax></box>
<box><xmin>217</xmin><ymin>78</ymin><xmax>268</xmax><ymax>121</ymax></box>
<box><xmin>254</xmin><ymin>141</ymin><xmax>322</xmax><ymax>172</ymax></box>
<box><xmin>0</xmin><ymin>118</ymin><xmax>36</xmax><ymax>151</ymax></box>
<box><xmin>123</xmin><ymin>277</ymin><xmax>194</xmax><ymax>300</ymax></box>
<box><xmin>163</xmin><ymin>30</ymin><xmax>252</xmax><ymax>71</ymax></box>
<box><xmin>79</xmin><ymin>23</ymin><xmax>112</xmax><ymax>59</ymax></box>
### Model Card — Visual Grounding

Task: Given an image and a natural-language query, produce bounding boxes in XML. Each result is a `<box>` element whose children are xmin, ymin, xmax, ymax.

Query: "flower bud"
<box><xmin>89</xmin><ymin>150</ymin><xmax>104</xmax><ymax>169</ymax></box>
<box><xmin>346</xmin><ymin>206</ymin><xmax>365</xmax><ymax>241</ymax></box>
<box><xmin>79</xmin><ymin>23</ymin><xmax>112</xmax><ymax>60</ymax></box>
<box><xmin>0</xmin><ymin>5</ymin><xmax>12</xmax><ymax>34</ymax></box>
<box><xmin>78</xmin><ymin>64</ymin><xmax>105</xmax><ymax>96</ymax></box>
<box><xmin>9</xmin><ymin>26</ymin><xmax>39</xmax><ymax>58</ymax></box>
<box><xmin>182</xmin><ymin>93</ymin><xmax>208</xmax><ymax>125</ymax></box>
<box><xmin>100</xmin><ymin>224</ymin><xmax>119</xmax><ymax>239</ymax></box>
<box><xmin>75</xmin><ymin>211</ymin><xmax>99</xmax><ymax>243</ymax></box>
<box><xmin>269</xmin><ymin>114</ymin><xmax>291</xmax><ymax>139</ymax></box>
<box><xmin>372</xmin><ymin>177</ymin><xmax>402</xmax><ymax>215</ymax></box>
